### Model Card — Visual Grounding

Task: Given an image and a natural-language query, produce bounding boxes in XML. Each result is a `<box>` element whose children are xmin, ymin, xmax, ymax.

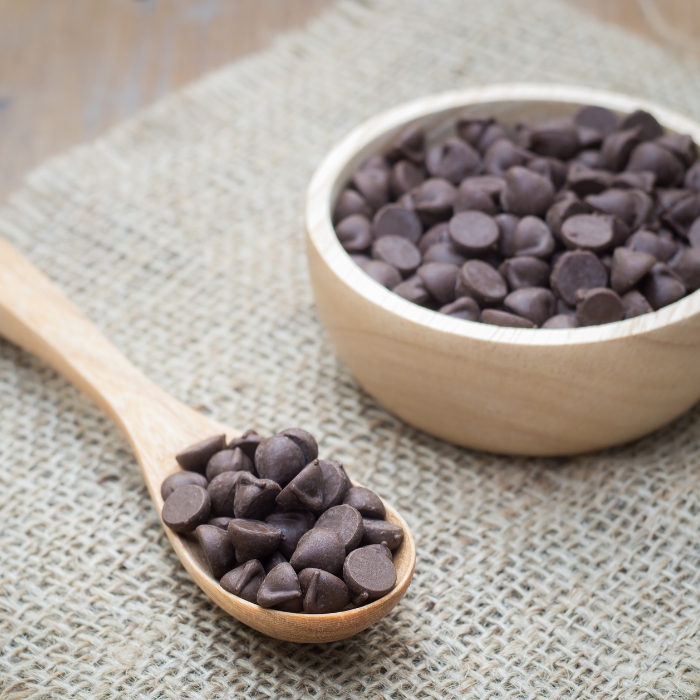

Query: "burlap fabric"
<box><xmin>2</xmin><ymin>0</ymin><xmax>700</xmax><ymax>697</ymax></box>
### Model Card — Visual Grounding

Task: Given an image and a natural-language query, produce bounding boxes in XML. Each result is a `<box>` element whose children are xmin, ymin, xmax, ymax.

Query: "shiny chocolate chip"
<box><xmin>299</xmin><ymin>568</ymin><xmax>350</xmax><ymax>614</ymax></box>
<box><xmin>227</xmin><ymin>519</ymin><xmax>282</xmax><ymax>563</ymax></box>
<box><xmin>176</xmin><ymin>434</ymin><xmax>226</xmax><ymax>474</ymax></box>
<box><xmin>290</xmin><ymin>527</ymin><xmax>346</xmax><ymax>576</ymax></box>
<box><xmin>575</xmin><ymin>287</ymin><xmax>624</xmax><ymax>326</ymax></box>
<box><xmin>220</xmin><ymin>560</ymin><xmax>264</xmax><ymax>603</ymax></box>
<box><xmin>196</xmin><ymin>524</ymin><xmax>237</xmax><ymax>579</ymax></box>
<box><xmin>256</xmin><ymin>562</ymin><xmax>302</xmax><ymax>610</ymax></box>
<box><xmin>162</xmin><ymin>484</ymin><xmax>211</xmax><ymax>533</ymax></box>
<box><xmin>315</xmin><ymin>504</ymin><xmax>364</xmax><ymax>553</ymax></box>
<box><xmin>161</xmin><ymin>471</ymin><xmax>208</xmax><ymax>501</ymax></box>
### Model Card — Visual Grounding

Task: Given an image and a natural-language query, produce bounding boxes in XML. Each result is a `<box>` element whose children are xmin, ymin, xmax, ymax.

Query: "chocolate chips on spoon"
<box><xmin>161</xmin><ymin>428</ymin><xmax>404</xmax><ymax>614</ymax></box>
<box><xmin>334</xmin><ymin>105</ymin><xmax>700</xmax><ymax>327</ymax></box>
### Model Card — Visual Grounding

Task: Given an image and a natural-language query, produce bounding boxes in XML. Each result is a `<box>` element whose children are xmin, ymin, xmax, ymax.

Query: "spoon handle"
<box><xmin>0</xmin><ymin>237</ymin><xmax>221</xmax><ymax>492</ymax></box>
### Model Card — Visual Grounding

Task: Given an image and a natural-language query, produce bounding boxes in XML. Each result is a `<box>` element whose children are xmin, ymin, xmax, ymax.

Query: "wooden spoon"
<box><xmin>0</xmin><ymin>236</ymin><xmax>416</xmax><ymax>643</ymax></box>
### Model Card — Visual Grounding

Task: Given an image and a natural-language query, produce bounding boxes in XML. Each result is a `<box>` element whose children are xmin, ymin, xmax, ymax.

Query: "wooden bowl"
<box><xmin>305</xmin><ymin>84</ymin><xmax>700</xmax><ymax>456</ymax></box>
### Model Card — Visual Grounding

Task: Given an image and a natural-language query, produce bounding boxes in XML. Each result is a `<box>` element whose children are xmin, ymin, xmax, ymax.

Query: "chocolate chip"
<box><xmin>571</xmin><ymin>149</ymin><xmax>604</xmax><ymax>169</ymax></box>
<box><xmin>206</xmin><ymin>447</ymin><xmax>254</xmax><ymax>482</ymax></box>
<box><xmin>343</xmin><ymin>546</ymin><xmax>397</xmax><ymax>601</ymax></box>
<box><xmin>626</xmin><ymin>142</ymin><xmax>685</xmax><ymax>187</ymax></box>
<box><xmin>566</xmin><ymin>164</ymin><xmax>613</xmax><ymax>197</ymax></box>
<box><xmin>336</xmin><ymin>215</ymin><xmax>372</xmax><ymax>252</ymax></box>
<box><xmin>390</xmin><ymin>160</ymin><xmax>425</xmax><ymax>197</ymax></box>
<box><xmin>162</xmin><ymin>484</ymin><xmax>211</xmax><ymax>533</ymax></box>
<box><xmin>234</xmin><ymin>476</ymin><xmax>281</xmax><ymax>520</ymax></box>
<box><xmin>453</xmin><ymin>181</ymin><xmax>498</xmax><ymax>215</ymax></box>
<box><xmin>688</xmin><ymin>217</ymin><xmax>700</xmax><ymax>247</ymax></box>
<box><xmin>386</xmin><ymin>123</ymin><xmax>425</xmax><ymax>163</ymax></box>
<box><xmin>207</xmin><ymin>471</ymin><xmax>250</xmax><ymax>518</ymax></box>
<box><xmin>560</xmin><ymin>214</ymin><xmax>615</xmax><ymax>253</ymax></box>
<box><xmin>550</xmin><ymin>250</ymin><xmax>608</xmax><ymax>306</ymax></box>
<box><xmin>576</xmin><ymin>287</ymin><xmax>624</xmax><ymax>326</ymax></box>
<box><xmin>457</xmin><ymin>260</ymin><xmax>507</xmax><ymax>305</ymax></box>
<box><xmin>542</xmin><ymin>314</ymin><xmax>579</xmax><ymax>329</ymax></box>
<box><xmin>416</xmin><ymin>263</ymin><xmax>459</xmax><ymax>304</ymax></box>
<box><xmin>352</xmin><ymin>168</ymin><xmax>389</xmax><ymax>211</ymax></box>
<box><xmin>276</xmin><ymin>461</ymin><xmax>324</xmax><ymax>512</ymax></box>
<box><xmin>501</xmin><ymin>166</ymin><xmax>555</xmax><ymax>217</ymax></box>
<box><xmin>670</xmin><ymin>247</ymin><xmax>700</xmax><ymax>291</ymax></box>
<box><xmin>254</xmin><ymin>435</ymin><xmax>306</xmax><ymax>486</ymax></box>
<box><xmin>529</xmin><ymin>118</ymin><xmax>580</xmax><ymax>160</ymax></box>
<box><xmin>290</xmin><ymin>527</ymin><xmax>345</xmax><ymax>576</ymax></box>
<box><xmin>227</xmin><ymin>519</ymin><xmax>282</xmax><ymax>563</ymax></box>
<box><xmin>601</xmin><ymin>128</ymin><xmax>641</xmax><ymax>171</ymax></box>
<box><xmin>342</xmin><ymin>486</ymin><xmax>386</xmax><ymax>519</ymax></box>
<box><xmin>439</xmin><ymin>296</ymin><xmax>480</xmax><ymax>320</ymax></box>
<box><xmin>372</xmin><ymin>235</ymin><xmax>422</xmax><ymax>276</ymax></box>
<box><xmin>576</xmin><ymin>126</ymin><xmax>604</xmax><ymax>150</ymax></box>
<box><xmin>448</xmin><ymin>210</ymin><xmax>500</xmax><ymax>256</ymax></box>
<box><xmin>574</xmin><ymin>105</ymin><xmax>618</xmax><ymax>137</ymax></box>
<box><xmin>361</xmin><ymin>519</ymin><xmax>404</xmax><ymax>550</ymax></box>
<box><xmin>621</xmin><ymin>290</ymin><xmax>653</xmax><ymax>319</ymax></box>
<box><xmin>361</xmin><ymin>259</ymin><xmax>402</xmax><ymax>289</ymax></box>
<box><xmin>481</xmin><ymin>309</ymin><xmax>536</xmax><ymax>328</ymax></box>
<box><xmin>620</xmin><ymin>109</ymin><xmax>663</xmax><ymax>141</ymax></box>
<box><xmin>262</xmin><ymin>550</ymin><xmax>287</xmax><ymax>574</ymax></box>
<box><xmin>373</xmin><ymin>204</ymin><xmax>423</xmax><ymax>243</ymax></box>
<box><xmin>512</xmin><ymin>216</ymin><xmax>555</xmax><ymax>258</ymax></box>
<box><xmin>418</xmin><ymin>222</ymin><xmax>450</xmax><ymax>253</ymax></box>
<box><xmin>626</xmin><ymin>229</ymin><xmax>677</xmax><ymax>262</ymax></box>
<box><xmin>209</xmin><ymin>516</ymin><xmax>233</xmax><ymax>530</ymax></box>
<box><xmin>457</xmin><ymin>115</ymin><xmax>494</xmax><ymax>147</ymax></box>
<box><xmin>640</xmin><ymin>263</ymin><xmax>687</xmax><ymax>309</ymax></box>
<box><xmin>613</xmin><ymin>171</ymin><xmax>656</xmax><ymax>192</ymax></box>
<box><xmin>315</xmin><ymin>505</ymin><xmax>364</xmax><ymax>553</ymax></box>
<box><xmin>316</xmin><ymin>459</ymin><xmax>351</xmax><ymax>512</ymax></box>
<box><xmin>334</xmin><ymin>189</ymin><xmax>373</xmax><ymax>223</ymax></box>
<box><xmin>426</xmin><ymin>138</ymin><xmax>482</xmax><ymax>184</ymax></box>
<box><xmin>527</xmin><ymin>156</ymin><xmax>568</xmax><ymax>190</ymax></box>
<box><xmin>585</xmin><ymin>189</ymin><xmax>634</xmax><ymax>226</ymax></box>
<box><xmin>662</xmin><ymin>193</ymin><xmax>700</xmax><ymax>237</ymax></box>
<box><xmin>298</xmin><ymin>568</ymin><xmax>350</xmax><ymax>614</ymax></box>
<box><xmin>393</xmin><ymin>275</ymin><xmax>431</xmax><ymax>305</ymax></box>
<box><xmin>175</xmin><ymin>435</ymin><xmax>226</xmax><ymax>474</ymax></box>
<box><xmin>610</xmin><ymin>247</ymin><xmax>656</xmax><ymax>294</ymax></box>
<box><xmin>657</xmin><ymin>133</ymin><xmax>697</xmax><ymax>167</ymax></box>
<box><xmin>483</xmin><ymin>139</ymin><xmax>529</xmax><ymax>176</ymax></box>
<box><xmin>504</xmin><ymin>287</ymin><xmax>556</xmax><ymax>326</ymax></box>
<box><xmin>161</xmin><ymin>471</ymin><xmax>208</xmax><ymax>500</ymax></box>
<box><xmin>422</xmin><ymin>242</ymin><xmax>467</xmax><ymax>266</ymax></box>
<box><xmin>278</xmin><ymin>427</ymin><xmax>318</xmax><ymax>465</ymax></box>
<box><xmin>265</xmin><ymin>510</ymin><xmax>315</xmax><ymax>559</ymax></box>
<box><xmin>220</xmin><ymin>560</ymin><xmax>264</xmax><ymax>603</ymax></box>
<box><xmin>196</xmin><ymin>524</ymin><xmax>237</xmax><ymax>579</ymax></box>
<box><xmin>256</xmin><ymin>562</ymin><xmax>302</xmax><ymax>610</ymax></box>
<box><xmin>499</xmin><ymin>256</ymin><xmax>550</xmax><ymax>290</ymax></box>
<box><xmin>685</xmin><ymin>162</ymin><xmax>700</xmax><ymax>191</ymax></box>
<box><xmin>477</xmin><ymin>123</ymin><xmax>511</xmax><ymax>153</ymax></box>
<box><xmin>413</xmin><ymin>178</ymin><xmax>456</xmax><ymax>226</ymax></box>
<box><xmin>228</xmin><ymin>430</ymin><xmax>263</xmax><ymax>460</ymax></box>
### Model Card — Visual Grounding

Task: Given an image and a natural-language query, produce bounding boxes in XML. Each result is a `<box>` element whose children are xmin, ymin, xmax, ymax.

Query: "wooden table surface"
<box><xmin>1</xmin><ymin>0</ymin><xmax>699</xmax><ymax>204</ymax></box>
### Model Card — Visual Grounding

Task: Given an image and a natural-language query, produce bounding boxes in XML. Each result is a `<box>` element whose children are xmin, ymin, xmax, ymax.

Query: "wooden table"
<box><xmin>0</xmin><ymin>0</ymin><xmax>698</xmax><ymax>204</ymax></box>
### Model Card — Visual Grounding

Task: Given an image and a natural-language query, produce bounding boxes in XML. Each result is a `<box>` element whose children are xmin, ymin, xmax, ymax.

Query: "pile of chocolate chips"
<box><xmin>160</xmin><ymin>429</ymin><xmax>404</xmax><ymax>614</ymax></box>
<box><xmin>334</xmin><ymin>105</ymin><xmax>700</xmax><ymax>328</ymax></box>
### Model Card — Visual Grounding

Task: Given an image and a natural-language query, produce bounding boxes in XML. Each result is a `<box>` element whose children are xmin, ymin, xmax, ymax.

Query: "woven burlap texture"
<box><xmin>2</xmin><ymin>0</ymin><xmax>700</xmax><ymax>697</ymax></box>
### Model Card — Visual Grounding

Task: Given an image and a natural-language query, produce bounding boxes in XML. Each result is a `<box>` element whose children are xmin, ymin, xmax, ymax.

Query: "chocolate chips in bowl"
<box><xmin>334</xmin><ymin>105</ymin><xmax>700</xmax><ymax>328</ymax></box>
<box><xmin>161</xmin><ymin>429</ymin><xmax>405</xmax><ymax>614</ymax></box>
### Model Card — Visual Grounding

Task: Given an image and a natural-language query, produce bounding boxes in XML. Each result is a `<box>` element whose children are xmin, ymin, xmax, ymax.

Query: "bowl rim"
<box><xmin>306</xmin><ymin>83</ymin><xmax>700</xmax><ymax>347</ymax></box>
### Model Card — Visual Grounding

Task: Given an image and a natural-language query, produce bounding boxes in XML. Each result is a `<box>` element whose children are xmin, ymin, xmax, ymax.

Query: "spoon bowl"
<box><xmin>0</xmin><ymin>236</ymin><xmax>416</xmax><ymax>643</ymax></box>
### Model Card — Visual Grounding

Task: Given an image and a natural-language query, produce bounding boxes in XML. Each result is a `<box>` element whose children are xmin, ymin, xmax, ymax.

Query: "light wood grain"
<box><xmin>0</xmin><ymin>0</ymin><xmax>334</xmax><ymax>202</ymax></box>
<box><xmin>0</xmin><ymin>235</ymin><xmax>415</xmax><ymax>643</ymax></box>
<box><xmin>305</xmin><ymin>84</ymin><xmax>700</xmax><ymax>457</ymax></box>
